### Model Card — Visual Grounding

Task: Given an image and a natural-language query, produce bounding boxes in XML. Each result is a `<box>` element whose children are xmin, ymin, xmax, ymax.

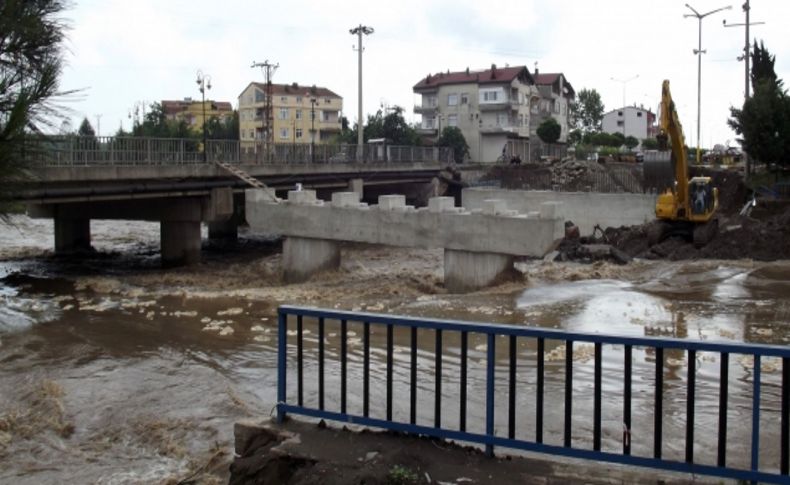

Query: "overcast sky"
<box><xmin>60</xmin><ymin>0</ymin><xmax>789</xmax><ymax>148</ymax></box>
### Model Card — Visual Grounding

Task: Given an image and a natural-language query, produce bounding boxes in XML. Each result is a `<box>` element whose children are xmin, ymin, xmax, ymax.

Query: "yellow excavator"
<box><xmin>652</xmin><ymin>80</ymin><xmax>719</xmax><ymax>246</ymax></box>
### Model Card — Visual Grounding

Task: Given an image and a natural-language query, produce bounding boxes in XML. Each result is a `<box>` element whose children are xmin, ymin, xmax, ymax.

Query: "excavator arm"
<box><xmin>657</xmin><ymin>80</ymin><xmax>689</xmax><ymax>209</ymax></box>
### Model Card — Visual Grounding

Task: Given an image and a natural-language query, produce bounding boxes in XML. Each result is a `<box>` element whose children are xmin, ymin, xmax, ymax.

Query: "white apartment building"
<box><xmin>601</xmin><ymin>106</ymin><xmax>657</xmax><ymax>147</ymax></box>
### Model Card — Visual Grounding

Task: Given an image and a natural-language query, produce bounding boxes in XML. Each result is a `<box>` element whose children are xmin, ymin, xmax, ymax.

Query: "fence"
<box><xmin>25</xmin><ymin>136</ymin><xmax>452</xmax><ymax>167</ymax></box>
<box><xmin>277</xmin><ymin>305</ymin><xmax>790</xmax><ymax>484</ymax></box>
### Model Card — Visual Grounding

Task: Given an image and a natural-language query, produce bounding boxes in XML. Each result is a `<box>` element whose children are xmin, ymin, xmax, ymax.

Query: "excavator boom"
<box><xmin>658</xmin><ymin>80</ymin><xmax>689</xmax><ymax>208</ymax></box>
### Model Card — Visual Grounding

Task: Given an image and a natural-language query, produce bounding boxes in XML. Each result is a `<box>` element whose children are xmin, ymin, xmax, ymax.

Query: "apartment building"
<box><xmin>601</xmin><ymin>106</ymin><xmax>657</xmax><ymax>147</ymax></box>
<box><xmin>237</xmin><ymin>82</ymin><xmax>343</xmax><ymax>146</ymax></box>
<box><xmin>530</xmin><ymin>72</ymin><xmax>575</xmax><ymax>148</ymax></box>
<box><xmin>161</xmin><ymin>98</ymin><xmax>233</xmax><ymax>131</ymax></box>
<box><xmin>413</xmin><ymin>66</ymin><xmax>538</xmax><ymax>163</ymax></box>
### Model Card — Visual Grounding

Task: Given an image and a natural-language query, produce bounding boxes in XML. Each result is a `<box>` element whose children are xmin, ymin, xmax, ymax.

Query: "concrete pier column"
<box><xmin>444</xmin><ymin>249</ymin><xmax>516</xmax><ymax>293</ymax></box>
<box><xmin>54</xmin><ymin>217</ymin><xmax>91</xmax><ymax>254</ymax></box>
<box><xmin>160</xmin><ymin>220</ymin><xmax>201</xmax><ymax>267</ymax></box>
<box><xmin>283</xmin><ymin>236</ymin><xmax>340</xmax><ymax>284</ymax></box>
<box><xmin>348</xmin><ymin>178</ymin><xmax>364</xmax><ymax>199</ymax></box>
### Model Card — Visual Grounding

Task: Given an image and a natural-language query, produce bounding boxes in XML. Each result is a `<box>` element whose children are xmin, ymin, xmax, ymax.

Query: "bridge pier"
<box><xmin>347</xmin><ymin>178</ymin><xmax>364</xmax><ymax>199</ymax></box>
<box><xmin>54</xmin><ymin>217</ymin><xmax>91</xmax><ymax>254</ymax></box>
<box><xmin>282</xmin><ymin>236</ymin><xmax>340</xmax><ymax>283</ymax></box>
<box><xmin>444</xmin><ymin>249</ymin><xmax>516</xmax><ymax>293</ymax></box>
<box><xmin>161</xmin><ymin>220</ymin><xmax>201</xmax><ymax>267</ymax></box>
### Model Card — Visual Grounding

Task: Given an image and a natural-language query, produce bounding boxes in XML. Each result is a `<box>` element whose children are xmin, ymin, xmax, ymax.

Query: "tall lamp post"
<box><xmin>310</xmin><ymin>97</ymin><xmax>317</xmax><ymax>163</ymax></box>
<box><xmin>611</xmin><ymin>75</ymin><xmax>639</xmax><ymax>137</ymax></box>
<box><xmin>684</xmin><ymin>3</ymin><xmax>732</xmax><ymax>164</ymax></box>
<box><xmin>350</xmin><ymin>24</ymin><xmax>374</xmax><ymax>159</ymax></box>
<box><xmin>196</xmin><ymin>70</ymin><xmax>212</xmax><ymax>162</ymax></box>
<box><xmin>724</xmin><ymin>1</ymin><xmax>765</xmax><ymax>178</ymax></box>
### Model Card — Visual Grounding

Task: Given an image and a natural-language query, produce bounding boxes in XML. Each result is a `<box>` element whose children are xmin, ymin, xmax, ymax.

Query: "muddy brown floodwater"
<box><xmin>0</xmin><ymin>215</ymin><xmax>789</xmax><ymax>484</ymax></box>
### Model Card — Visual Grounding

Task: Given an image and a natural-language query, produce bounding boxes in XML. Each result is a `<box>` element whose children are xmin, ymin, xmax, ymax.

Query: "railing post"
<box><xmin>486</xmin><ymin>332</ymin><xmax>495</xmax><ymax>457</ymax></box>
<box><xmin>751</xmin><ymin>354</ymin><xmax>761</xmax><ymax>474</ymax></box>
<box><xmin>277</xmin><ymin>310</ymin><xmax>287</xmax><ymax>423</ymax></box>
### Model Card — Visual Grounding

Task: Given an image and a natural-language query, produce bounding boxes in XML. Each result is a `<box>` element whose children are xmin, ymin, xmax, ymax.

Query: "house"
<box><xmin>412</xmin><ymin>65</ymin><xmax>574</xmax><ymax>163</ymax></box>
<box><xmin>531</xmin><ymin>71</ymin><xmax>575</xmax><ymax>149</ymax></box>
<box><xmin>237</xmin><ymin>82</ymin><xmax>343</xmax><ymax>146</ymax></box>
<box><xmin>413</xmin><ymin>65</ymin><xmax>537</xmax><ymax>163</ymax></box>
<box><xmin>161</xmin><ymin>98</ymin><xmax>233</xmax><ymax>131</ymax></box>
<box><xmin>601</xmin><ymin>106</ymin><xmax>657</xmax><ymax>147</ymax></box>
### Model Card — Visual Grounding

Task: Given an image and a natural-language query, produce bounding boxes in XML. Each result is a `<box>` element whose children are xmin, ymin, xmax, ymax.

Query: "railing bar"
<box><xmin>718</xmin><ymin>352</ymin><xmax>729</xmax><ymax>467</ymax></box>
<box><xmin>686</xmin><ymin>349</ymin><xmax>696</xmax><ymax>463</ymax></box>
<box><xmin>460</xmin><ymin>331</ymin><xmax>468</xmax><ymax>432</ymax></box>
<box><xmin>485</xmin><ymin>332</ymin><xmax>495</xmax><ymax>457</ymax></box>
<box><xmin>751</xmin><ymin>355</ymin><xmax>761</xmax><ymax>473</ymax></box>
<box><xmin>654</xmin><ymin>346</ymin><xmax>664</xmax><ymax>459</ymax></box>
<box><xmin>624</xmin><ymin>344</ymin><xmax>632</xmax><ymax>456</ymax></box>
<box><xmin>564</xmin><ymin>340</ymin><xmax>573</xmax><ymax>448</ymax></box>
<box><xmin>537</xmin><ymin>337</ymin><xmax>544</xmax><ymax>444</ymax></box>
<box><xmin>318</xmin><ymin>317</ymin><xmax>325</xmax><ymax>411</ymax></box>
<box><xmin>276</xmin><ymin>311</ymin><xmax>287</xmax><ymax>423</ymax></box>
<box><xmin>410</xmin><ymin>326</ymin><xmax>417</xmax><ymax>425</ymax></box>
<box><xmin>508</xmin><ymin>335</ymin><xmax>516</xmax><ymax>440</ymax></box>
<box><xmin>363</xmin><ymin>321</ymin><xmax>370</xmax><ymax>418</ymax></box>
<box><xmin>297</xmin><ymin>315</ymin><xmax>303</xmax><ymax>407</ymax></box>
<box><xmin>783</xmin><ymin>357</ymin><xmax>790</xmax><ymax>475</ymax></box>
<box><xmin>435</xmin><ymin>329</ymin><xmax>443</xmax><ymax>428</ymax></box>
<box><xmin>386</xmin><ymin>324</ymin><xmax>393</xmax><ymax>421</ymax></box>
<box><xmin>341</xmin><ymin>319</ymin><xmax>347</xmax><ymax>414</ymax></box>
<box><xmin>593</xmin><ymin>342</ymin><xmax>602</xmax><ymax>452</ymax></box>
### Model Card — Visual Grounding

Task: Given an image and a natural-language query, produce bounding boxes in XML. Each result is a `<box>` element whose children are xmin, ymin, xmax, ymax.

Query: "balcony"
<box><xmin>414</xmin><ymin>104</ymin><xmax>438</xmax><ymax>114</ymax></box>
<box><xmin>416</xmin><ymin>126</ymin><xmax>438</xmax><ymax>136</ymax></box>
<box><xmin>479</xmin><ymin>100</ymin><xmax>521</xmax><ymax>112</ymax></box>
<box><xmin>479</xmin><ymin>125</ymin><xmax>520</xmax><ymax>135</ymax></box>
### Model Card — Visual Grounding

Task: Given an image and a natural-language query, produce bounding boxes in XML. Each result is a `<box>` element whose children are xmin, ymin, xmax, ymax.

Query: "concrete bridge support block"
<box><xmin>283</xmin><ymin>237</ymin><xmax>340</xmax><ymax>284</ymax></box>
<box><xmin>444</xmin><ymin>249</ymin><xmax>516</xmax><ymax>293</ymax></box>
<box><xmin>348</xmin><ymin>178</ymin><xmax>364</xmax><ymax>199</ymax></box>
<box><xmin>54</xmin><ymin>217</ymin><xmax>91</xmax><ymax>254</ymax></box>
<box><xmin>161</xmin><ymin>221</ymin><xmax>201</xmax><ymax>267</ymax></box>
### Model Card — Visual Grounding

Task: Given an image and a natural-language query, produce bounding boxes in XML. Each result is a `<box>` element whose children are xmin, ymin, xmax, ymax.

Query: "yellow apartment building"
<box><xmin>237</xmin><ymin>82</ymin><xmax>343</xmax><ymax>145</ymax></box>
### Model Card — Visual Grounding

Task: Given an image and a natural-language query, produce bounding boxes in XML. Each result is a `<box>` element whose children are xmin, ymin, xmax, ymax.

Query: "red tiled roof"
<box><xmin>247</xmin><ymin>82</ymin><xmax>341</xmax><ymax>99</ymax></box>
<box><xmin>161</xmin><ymin>99</ymin><xmax>233</xmax><ymax>115</ymax></box>
<box><xmin>413</xmin><ymin>66</ymin><xmax>534</xmax><ymax>90</ymax></box>
<box><xmin>534</xmin><ymin>72</ymin><xmax>575</xmax><ymax>97</ymax></box>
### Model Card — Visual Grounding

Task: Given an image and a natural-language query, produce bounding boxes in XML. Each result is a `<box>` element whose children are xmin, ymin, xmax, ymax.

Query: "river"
<box><xmin>1</xmin><ymin>215</ymin><xmax>788</xmax><ymax>483</ymax></box>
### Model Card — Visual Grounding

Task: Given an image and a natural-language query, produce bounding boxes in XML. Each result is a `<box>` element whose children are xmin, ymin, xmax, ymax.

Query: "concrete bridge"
<box><xmin>245</xmin><ymin>188</ymin><xmax>565</xmax><ymax>292</ymax></box>
<box><xmin>16</xmin><ymin>136</ymin><xmax>451</xmax><ymax>266</ymax></box>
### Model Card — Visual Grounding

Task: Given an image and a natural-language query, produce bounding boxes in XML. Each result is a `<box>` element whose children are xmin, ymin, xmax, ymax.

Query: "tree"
<box><xmin>611</xmin><ymin>131</ymin><xmax>625</xmax><ymax>147</ymax></box>
<box><xmin>205</xmin><ymin>111</ymin><xmax>239</xmax><ymax>140</ymax></box>
<box><xmin>363</xmin><ymin>106</ymin><xmax>419</xmax><ymax>146</ymax></box>
<box><xmin>77</xmin><ymin>117</ymin><xmax>95</xmax><ymax>137</ymax></box>
<box><xmin>570</xmin><ymin>88</ymin><xmax>605</xmax><ymax>133</ymax></box>
<box><xmin>728</xmin><ymin>41</ymin><xmax>790</xmax><ymax>172</ymax></box>
<box><xmin>624</xmin><ymin>136</ymin><xmax>639</xmax><ymax>151</ymax></box>
<box><xmin>0</xmin><ymin>0</ymin><xmax>71</xmax><ymax>205</ymax></box>
<box><xmin>641</xmin><ymin>137</ymin><xmax>659</xmax><ymax>150</ymax></box>
<box><xmin>537</xmin><ymin>118</ymin><xmax>561</xmax><ymax>144</ymax></box>
<box><xmin>568</xmin><ymin>129</ymin><xmax>583</xmax><ymax>145</ymax></box>
<box><xmin>436</xmin><ymin>126</ymin><xmax>469</xmax><ymax>163</ymax></box>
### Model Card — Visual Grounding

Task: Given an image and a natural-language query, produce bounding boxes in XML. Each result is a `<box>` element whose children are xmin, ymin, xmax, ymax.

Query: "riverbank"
<box><xmin>230</xmin><ymin>418</ymin><xmax>729</xmax><ymax>484</ymax></box>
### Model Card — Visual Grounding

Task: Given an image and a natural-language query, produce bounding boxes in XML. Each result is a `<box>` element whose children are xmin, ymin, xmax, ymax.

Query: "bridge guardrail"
<box><xmin>276</xmin><ymin>305</ymin><xmax>790</xmax><ymax>484</ymax></box>
<box><xmin>25</xmin><ymin>136</ymin><xmax>452</xmax><ymax>166</ymax></box>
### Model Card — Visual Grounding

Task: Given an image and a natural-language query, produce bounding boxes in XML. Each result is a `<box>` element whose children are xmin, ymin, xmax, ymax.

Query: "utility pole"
<box><xmin>94</xmin><ymin>114</ymin><xmax>102</xmax><ymax>137</ymax></box>
<box><xmin>251</xmin><ymin>60</ymin><xmax>279</xmax><ymax>162</ymax></box>
<box><xmin>684</xmin><ymin>3</ymin><xmax>732</xmax><ymax>165</ymax></box>
<box><xmin>724</xmin><ymin>1</ymin><xmax>765</xmax><ymax>178</ymax></box>
<box><xmin>350</xmin><ymin>24</ymin><xmax>374</xmax><ymax>160</ymax></box>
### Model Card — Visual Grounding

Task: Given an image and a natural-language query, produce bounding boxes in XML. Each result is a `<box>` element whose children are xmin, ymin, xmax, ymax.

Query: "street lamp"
<box><xmin>350</xmin><ymin>24</ymin><xmax>374</xmax><ymax>159</ymax></box>
<box><xmin>196</xmin><ymin>70</ymin><xmax>212</xmax><ymax>162</ymax></box>
<box><xmin>310</xmin><ymin>97</ymin><xmax>317</xmax><ymax>163</ymax></box>
<box><xmin>611</xmin><ymin>75</ymin><xmax>639</xmax><ymax>137</ymax></box>
<box><xmin>684</xmin><ymin>3</ymin><xmax>732</xmax><ymax>164</ymax></box>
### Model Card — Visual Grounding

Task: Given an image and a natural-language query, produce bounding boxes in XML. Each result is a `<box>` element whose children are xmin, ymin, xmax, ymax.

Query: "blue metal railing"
<box><xmin>276</xmin><ymin>305</ymin><xmax>790</xmax><ymax>484</ymax></box>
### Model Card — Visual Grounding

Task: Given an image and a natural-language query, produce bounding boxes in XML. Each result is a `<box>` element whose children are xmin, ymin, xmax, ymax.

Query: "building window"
<box><xmin>447</xmin><ymin>93</ymin><xmax>458</xmax><ymax>106</ymax></box>
<box><xmin>279</xmin><ymin>108</ymin><xmax>289</xmax><ymax>120</ymax></box>
<box><xmin>321</xmin><ymin>110</ymin><xmax>331</xmax><ymax>122</ymax></box>
<box><xmin>281</xmin><ymin>96</ymin><xmax>288</xmax><ymax>102</ymax></box>
<box><xmin>255</xmin><ymin>90</ymin><xmax>265</xmax><ymax>103</ymax></box>
<box><xmin>519</xmin><ymin>114</ymin><xmax>524</xmax><ymax>127</ymax></box>
<box><xmin>497</xmin><ymin>113</ymin><xmax>508</xmax><ymax>126</ymax></box>
<box><xmin>617</xmin><ymin>120</ymin><xmax>624</xmax><ymax>127</ymax></box>
<box><xmin>460</xmin><ymin>93</ymin><xmax>469</xmax><ymax>104</ymax></box>
<box><xmin>324</xmin><ymin>98</ymin><xmax>331</xmax><ymax>104</ymax></box>
<box><xmin>296</xmin><ymin>96</ymin><xmax>302</xmax><ymax>103</ymax></box>
<box><xmin>618</xmin><ymin>111</ymin><xmax>623</xmax><ymax>116</ymax></box>
<box><xmin>482</xmin><ymin>90</ymin><xmax>500</xmax><ymax>102</ymax></box>
<box><xmin>424</xmin><ymin>117</ymin><xmax>435</xmax><ymax>129</ymax></box>
<box><xmin>280</xmin><ymin>128</ymin><xmax>289</xmax><ymax>139</ymax></box>
<box><xmin>637</xmin><ymin>112</ymin><xmax>643</xmax><ymax>117</ymax></box>
<box><xmin>296</xmin><ymin>110</ymin><xmax>302</xmax><ymax>120</ymax></box>
<box><xmin>447</xmin><ymin>114</ymin><xmax>458</xmax><ymax>127</ymax></box>
<box><xmin>296</xmin><ymin>128</ymin><xmax>303</xmax><ymax>139</ymax></box>
<box><xmin>425</xmin><ymin>95</ymin><xmax>437</xmax><ymax>107</ymax></box>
